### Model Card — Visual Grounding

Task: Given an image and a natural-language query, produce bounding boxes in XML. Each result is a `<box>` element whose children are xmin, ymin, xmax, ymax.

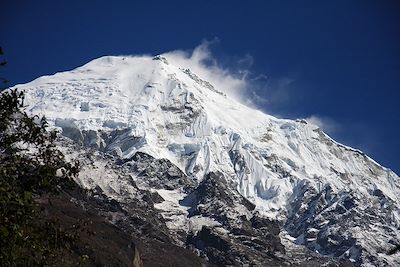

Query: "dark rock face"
<box><xmin>182</xmin><ymin>173</ymin><xmax>284</xmax><ymax>266</ymax></box>
<box><xmin>284</xmin><ymin>178</ymin><xmax>400</xmax><ymax>266</ymax></box>
<box><xmin>182</xmin><ymin>172</ymin><xmax>351</xmax><ymax>267</ymax></box>
<box><xmin>120</xmin><ymin>151</ymin><xmax>197</xmax><ymax>192</ymax></box>
<box><xmin>182</xmin><ymin>171</ymin><xmax>255</xmax><ymax>219</ymax></box>
<box><xmin>285</xmin><ymin>182</ymin><xmax>362</xmax><ymax>263</ymax></box>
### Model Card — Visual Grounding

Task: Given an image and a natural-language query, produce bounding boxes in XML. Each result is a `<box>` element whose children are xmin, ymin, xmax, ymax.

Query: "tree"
<box><xmin>0</xmin><ymin>87</ymin><xmax>80</xmax><ymax>265</ymax></box>
<box><xmin>0</xmin><ymin>47</ymin><xmax>8</xmax><ymax>90</ymax></box>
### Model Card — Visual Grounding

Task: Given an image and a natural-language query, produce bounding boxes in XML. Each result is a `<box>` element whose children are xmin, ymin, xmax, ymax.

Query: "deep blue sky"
<box><xmin>1</xmin><ymin>0</ymin><xmax>399</xmax><ymax>173</ymax></box>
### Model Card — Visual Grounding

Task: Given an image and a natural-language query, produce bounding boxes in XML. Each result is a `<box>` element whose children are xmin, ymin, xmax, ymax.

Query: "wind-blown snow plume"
<box><xmin>305</xmin><ymin>115</ymin><xmax>340</xmax><ymax>135</ymax></box>
<box><xmin>163</xmin><ymin>40</ymin><xmax>253</xmax><ymax>104</ymax></box>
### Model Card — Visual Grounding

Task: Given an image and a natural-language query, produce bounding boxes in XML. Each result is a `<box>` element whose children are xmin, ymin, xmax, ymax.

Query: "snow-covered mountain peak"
<box><xmin>14</xmin><ymin>54</ymin><xmax>400</xmax><ymax>266</ymax></box>
<box><xmin>17</xmin><ymin>54</ymin><xmax>399</xmax><ymax>197</ymax></box>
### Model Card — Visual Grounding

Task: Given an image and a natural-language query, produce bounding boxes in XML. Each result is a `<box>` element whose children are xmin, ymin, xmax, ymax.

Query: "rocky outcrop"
<box><xmin>121</xmin><ymin>152</ymin><xmax>197</xmax><ymax>193</ymax></box>
<box><xmin>38</xmin><ymin>184</ymin><xmax>206</xmax><ymax>267</ymax></box>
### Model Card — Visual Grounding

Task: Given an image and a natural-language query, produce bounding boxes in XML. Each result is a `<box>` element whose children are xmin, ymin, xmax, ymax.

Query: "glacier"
<box><xmin>13</xmin><ymin>54</ymin><xmax>400</xmax><ymax>266</ymax></box>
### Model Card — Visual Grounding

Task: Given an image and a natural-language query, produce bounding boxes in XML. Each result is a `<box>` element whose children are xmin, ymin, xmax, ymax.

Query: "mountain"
<box><xmin>13</xmin><ymin>54</ymin><xmax>400</xmax><ymax>266</ymax></box>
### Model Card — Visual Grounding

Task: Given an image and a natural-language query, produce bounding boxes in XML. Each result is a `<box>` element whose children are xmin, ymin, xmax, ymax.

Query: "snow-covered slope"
<box><xmin>15</xmin><ymin>55</ymin><xmax>400</xmax><ymax>266</ymax></box>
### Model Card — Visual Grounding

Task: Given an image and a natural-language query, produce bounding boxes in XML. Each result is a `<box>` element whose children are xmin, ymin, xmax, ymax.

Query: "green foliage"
<box><xmin>0</xmin><ymin>47</ymin><xmax>8</xmax><ymax>89</ymax></box>
<box><xmin>0</xmin><ymin>89</ymin><xmax>80</xmax><ymax>266</ymax></box>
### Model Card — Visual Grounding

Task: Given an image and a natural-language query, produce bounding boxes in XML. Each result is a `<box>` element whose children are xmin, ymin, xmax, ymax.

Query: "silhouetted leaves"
<box><xmin>0</xmin><ymin>89</ymin><xmax>81</xmax><ymax>266</ymax></box>
<box><xmin>0</xmin><ymin>46</ymin><xmax>8</xmax><ymax>90</ymax></box>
